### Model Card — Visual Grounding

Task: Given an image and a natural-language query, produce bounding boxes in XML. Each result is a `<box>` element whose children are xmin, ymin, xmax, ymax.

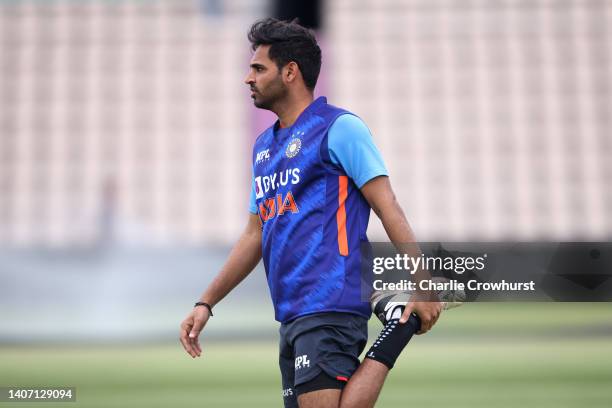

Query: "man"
<box><xmin>180</xmin><ymin>18</ymin><xmax>444</xmax><ymax>408</ymax></box>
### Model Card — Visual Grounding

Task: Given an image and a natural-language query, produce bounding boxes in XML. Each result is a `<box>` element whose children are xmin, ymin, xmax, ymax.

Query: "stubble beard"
<box><xmin>253</xmin><ymin>76</ymin><xmax>287</xmax><ymax>111</ymax></box>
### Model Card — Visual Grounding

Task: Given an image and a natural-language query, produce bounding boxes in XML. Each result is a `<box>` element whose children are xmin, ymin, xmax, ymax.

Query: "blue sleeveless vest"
<box><xmin>252</xmin><ymin>97</ymin><xmax>372</xmax><ymax>322</ymax></box>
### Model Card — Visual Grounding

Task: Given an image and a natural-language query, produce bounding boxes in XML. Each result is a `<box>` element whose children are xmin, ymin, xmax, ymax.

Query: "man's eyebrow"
<box><xmin>250</xmin><ymin>63</ymin><xmax>265</xmax><ymax>69</ymax></box>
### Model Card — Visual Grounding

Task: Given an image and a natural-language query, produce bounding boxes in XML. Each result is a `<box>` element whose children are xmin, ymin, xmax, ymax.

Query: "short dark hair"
<box><xmin>248</xmin><ymin>18</ymin><xmax>322</xmax><ymax>91</ymax></box>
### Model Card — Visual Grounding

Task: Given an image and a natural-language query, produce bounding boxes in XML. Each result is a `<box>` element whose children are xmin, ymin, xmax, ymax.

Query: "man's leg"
<box><xmin>292</xmin><ymin>309</ymin><xmax>419</xmax><ymax>408</ymax></box>
<box><xmin>299</xmin><ymin>284</ymin><xmax>463</xmax><ymax>407</ymax></box>
<box><xmin>297</xmin><ymin>384</ymin><xmax>341</xmax><ymax>408</ymax></box>
<box><xmin>340</xmin><ymin>310</ymin><xmax>420</xmax><ymax>407</ymax></box>
<box><xmin>297</xmin><ymin>312</ymin><xmax>419</xmax><ymax>408</ymax></box>
<box><xmin>338</xmin><ymin>359</ymin><xmax>389</xmax><ymax>408</ymax></box>
<box><xmin>282</xmin><ymin>313</ymin><xmax>368</xmax><ymax>408</ymax></box>
<box><xmin>338</xmin><ymin>283</ymin><xmax>466</xmax><ymax>407</ymax></box>
<box><xmin>294</xmin><ymin>360</ymin><xmax>389</xmax><ymax>408</ymax></box>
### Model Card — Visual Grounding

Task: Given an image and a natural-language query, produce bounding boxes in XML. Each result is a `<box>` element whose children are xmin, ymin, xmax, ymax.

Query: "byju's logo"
<box><xmin>255</xmin><ymin>149</ymin><xmax>270</xmax><ymax>165</ymax></box>
<box><xmin>255</xmin><ymin>168</ymin><xmax>301</xmax><ymax>196</ymax></box>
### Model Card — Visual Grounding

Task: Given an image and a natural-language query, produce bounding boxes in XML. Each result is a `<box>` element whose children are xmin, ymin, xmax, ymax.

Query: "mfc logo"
<box><xmin>295</xmin><ymin>355</ymin><xmax>310</xmax><ymax>370</ymax></box>
<box><xmin>255</xmin><ymin>149</ymin><xmax>270</xmax><ymax>165</ymax></box>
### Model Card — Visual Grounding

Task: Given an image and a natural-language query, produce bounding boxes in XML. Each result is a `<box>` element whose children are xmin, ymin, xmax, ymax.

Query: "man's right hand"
<box><xmin>180</xmin><ymin>307</ymin><xmax>211</xmax><ymax>358</ymax></box>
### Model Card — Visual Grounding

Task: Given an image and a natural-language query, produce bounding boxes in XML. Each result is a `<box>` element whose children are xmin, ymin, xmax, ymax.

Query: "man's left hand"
<box><xmin>399</xmin><ymin>294</ymin><xmax>443</xmax><ymax>334</ymax></box>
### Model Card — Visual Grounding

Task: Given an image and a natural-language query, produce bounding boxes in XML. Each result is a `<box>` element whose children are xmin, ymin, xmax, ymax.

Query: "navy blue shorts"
<box><xmin>278</xmin><ymin>312</ymin><xmax>368</xmax><ymax>407</ymax></box>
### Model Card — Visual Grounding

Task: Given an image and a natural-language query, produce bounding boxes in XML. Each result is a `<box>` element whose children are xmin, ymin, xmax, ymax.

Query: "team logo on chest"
<box><xmin>285</xmin><ymin>137</ymin><xmax>302</xmax><ymax>158</ymax></box>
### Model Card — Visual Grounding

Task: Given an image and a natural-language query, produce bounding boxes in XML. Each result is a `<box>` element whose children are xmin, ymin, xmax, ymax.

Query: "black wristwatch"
<box><xmin>194</xmin><ymin>302</ymin><xmax>214</xmax><ymax>316</ymax></box>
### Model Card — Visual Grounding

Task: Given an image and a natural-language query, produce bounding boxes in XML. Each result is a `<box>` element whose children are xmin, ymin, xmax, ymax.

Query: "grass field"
<box><xmin>2</xmin><ymin>304</ymin><xmax>612</xmax><ymax>407</ymax></box>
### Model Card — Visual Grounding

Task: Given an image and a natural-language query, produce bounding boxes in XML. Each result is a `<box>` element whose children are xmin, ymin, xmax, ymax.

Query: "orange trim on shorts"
<box><xmin>336</xmin><ymin>376</ymin><xmax>349</xmax><ymax>382</ymax></box>
<box><xmin>336</xmin><ymin>175</ymin><xmax>349</xmax><ymax>256</ymax></box>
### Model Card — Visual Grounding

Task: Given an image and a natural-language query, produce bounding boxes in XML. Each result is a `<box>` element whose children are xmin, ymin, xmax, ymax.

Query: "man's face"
<box><xmin>244</xmin><ymin>45</ymin><xmax>287</xmax><ymax>110</ymax></box>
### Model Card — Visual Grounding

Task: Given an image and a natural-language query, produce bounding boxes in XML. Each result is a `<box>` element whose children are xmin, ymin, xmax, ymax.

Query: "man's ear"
<box><xmin>284</xmin><ymin>61</ymin><xmax>299</xmax><ymax>84</ymax></box>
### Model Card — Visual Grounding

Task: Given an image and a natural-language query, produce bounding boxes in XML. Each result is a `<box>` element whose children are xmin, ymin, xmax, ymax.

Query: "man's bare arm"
<box><xmin>360</xmin><ymin>176</ymin><xmax>442</xmax><ymax>334</ymax></box>
<box><xmin>361</xmin><ymin>176</ymin><xmax>416</xmax><ymax>244</ymax></box>
<box><xmin>199</xmin><ymin>213</ymin><xmax>262</xmax><ymax>307</ymax></box>
<box><xmin>180</xmin><ymin>213</ymin><xmax>262</xmax><ymax>357</ymax></box>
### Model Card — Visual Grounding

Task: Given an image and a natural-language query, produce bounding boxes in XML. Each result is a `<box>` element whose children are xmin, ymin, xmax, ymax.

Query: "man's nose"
<box><xmin>244</xmin><ymin>72</ymin><xmax>254</xmax><ymax>85</ymax></box>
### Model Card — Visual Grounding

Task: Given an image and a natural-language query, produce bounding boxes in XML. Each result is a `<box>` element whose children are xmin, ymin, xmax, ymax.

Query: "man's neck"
<box><xmin>274</xmin><ymin>93</ymin><xmax>314</xmax><ymax>129</ymax></box>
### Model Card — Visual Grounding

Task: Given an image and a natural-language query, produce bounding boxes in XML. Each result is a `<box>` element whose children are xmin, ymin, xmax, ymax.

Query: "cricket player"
<box><xmin>180</xmin><ymin>18</ymin><xmax>446</xmax><ymax>408</ymax></box>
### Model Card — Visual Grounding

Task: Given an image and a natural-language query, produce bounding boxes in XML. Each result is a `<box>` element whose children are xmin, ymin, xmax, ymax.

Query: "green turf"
<box><xmin>2</xmin><ymin>304</ymin><xmax>612</xmax><ymax>407</ymax></box>
<box><xmin>2</xmin><ymin>339</ymin><xmax>611</xmax><ymax>408</ymax></box>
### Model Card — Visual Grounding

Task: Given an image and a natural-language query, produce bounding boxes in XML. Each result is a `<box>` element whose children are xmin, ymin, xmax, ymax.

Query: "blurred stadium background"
<box><xmin>1</xmin><ymin>0</ymin><xmax>611</xmax><ymax>407</ymax></box>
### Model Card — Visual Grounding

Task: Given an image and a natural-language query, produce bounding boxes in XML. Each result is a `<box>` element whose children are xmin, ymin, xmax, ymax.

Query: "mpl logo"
<box><xmin>255</xmin><ymin>149</ymin><xmax>270</xmax><ymax>165</ymax></box>
<box><xmin>295</xmin><ymin>355</ymin><xmax>310</xmax><ymax>370</ymax></box>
